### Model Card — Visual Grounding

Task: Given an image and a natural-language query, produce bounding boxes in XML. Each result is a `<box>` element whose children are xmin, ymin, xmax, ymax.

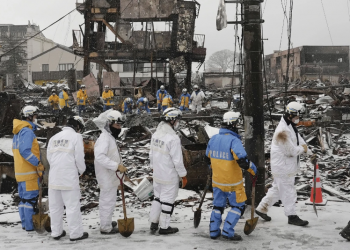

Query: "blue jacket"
<box><xmin>136</xmin><ymin>97</ymin><xmax>150</xmax><ymax>113</ymax></box>
<box><xmin>206</xmin><ymin>128</ymin><xmax>256</xmax><ymax>193</ymax></box>
<box><xmin>156</xmin><ymin>89</ymin><xmax>167</xmax><ymax>103</ymax></box>
<box><xmin>179</xmin><ymin>93</ymin><xmax>191</xmax><ymax>107</ymax></box>
<box><xmin>123</xmin><ymin>99</ymin><xmax>134</xmax><ymax>113</ymax></box>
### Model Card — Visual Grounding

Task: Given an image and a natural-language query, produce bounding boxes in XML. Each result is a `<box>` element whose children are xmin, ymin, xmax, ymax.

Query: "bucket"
<box><xmin>133</xmin><ymin>178</ymin><xmax>153</xmax><ymax>201</ymax></box>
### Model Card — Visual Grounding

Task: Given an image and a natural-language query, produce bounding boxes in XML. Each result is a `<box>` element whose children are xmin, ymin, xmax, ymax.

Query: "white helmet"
<box><xmin>286</xmin><ymin>102</ymin><xmax>303</xmax><ymax>116</ymax></box>
<box><xmin>143</xmin><ymin>97</ymin><xmax>148</xmax><ymax>103</ymax></box>
<box><xmin>162</xmin><ymin>107</ymin><xmax>182</xmax><ymax>121</ymax></box>
<box><xmin>22</xmin><ymin>106</ymin><xmax>39</xmax><ymax>117</ymax></box>
<box><xmin>182</xmin><ymin>88</ymin><xmax>187</xmax><ymax>93</ymax></box>
<box><xmin>81</xmin><ymin>84</ymin><xmax>86</xmax><ymax>89</ymax></box>
<box><xmin>107</xmin><ymin>110</ymin><xmax>126</xmax><ymax>124</ymax></box>
<box><xmin>126</xmin><ymin>97</ymin><xmax>132</xmax><ymax>103</ymax></box>
<box><xmin>222</xmin><ymin>111</ymin><xmax>240</xmax><ymax>125</ymax></box>
<box><xmin>63</xmin><ymin>86</ymin><xmax>69</xmax><ymax>91</ymax></box>
<box><xmin>67</xmin><ymin>116</ymin><xmax>85</xmax><ymax>131</ymax></box>
<box><xmin>160</xmin><ymin>85</ymin><xmax>165</xmax><ymax>90</ymax></box>
<box><xmin>104</xmin><ymin>85</ymin><xmax>109</xmax><ymax>89</ymax></box>
<box><xmin>193</xmin><ymin>85</ymin><xmax>199</xmax><ymax>90</ymax></box>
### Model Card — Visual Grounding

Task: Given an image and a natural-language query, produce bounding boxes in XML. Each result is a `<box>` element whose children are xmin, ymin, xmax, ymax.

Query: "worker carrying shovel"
<box><xmin>93</xmin><ymin>110</ymin><xmax>127</xmax><ymax>234</ymax></box>
<box><xmin>205</xmin><ymin>111</ymin><xmax>257</xmax><ymax>241</ymax></box>
<box><xmin>149</xmin><ymin>108</ymin><xmax>187</xmax><ymax>234</ymax></box>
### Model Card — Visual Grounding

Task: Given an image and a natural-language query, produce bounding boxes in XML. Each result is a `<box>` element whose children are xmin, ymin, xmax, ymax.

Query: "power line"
<box><xmin>320</xmin><ymin>0</ymin><xmax>334</xmax><ymax>45</ymax></box>
<box><xmin>0</xmin><ymin>4</ymin><xmax>82</xmax><ymax>60</ymax></box>
<box><xmin>347</xmin><ymin>0</ymin><xmax>350</xmax><ymax>22</ymax></box>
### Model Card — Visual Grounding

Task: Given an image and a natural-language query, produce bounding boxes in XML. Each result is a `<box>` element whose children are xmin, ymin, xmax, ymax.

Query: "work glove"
<box><xmin>248</xmin><ymin>162</ymin><xmax>257</xmax><ymax>176</ymax></box>
<box><xmin>302</xmin><ymin>144</ymin><xmax>307</xmax><ymax>153</ymax></box>
<box><xmin>37</xmin><ymin>162</ymin><xmax>45</xmax><ymax>172</ymax></box>
<box><xmin>117</xmin><ymin>164</ymin><xmax>127</xmax><ymax>173</ymax></box>
<box><xmin>181</xmin><ymin>176</ymin><xmax>187</xmax><ymax>188</ymax></box>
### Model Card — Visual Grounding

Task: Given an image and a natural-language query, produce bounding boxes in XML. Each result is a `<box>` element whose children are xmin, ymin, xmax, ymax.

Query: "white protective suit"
<box><xmin>47</xmin><ymin>127</ymin><xmax>86</xmax><ymax>239</ymax></box>
<box><xmin>149</xmin><ymin>122</ymin><xmax>187</xmax><ymax>229</ymax></box>
<box><xmin>257</xmin><ymin>117</ymin><xmax>307</xmax><ymax>216</ymax></box>
<box><xmin>94</xmin><ymin>126</ymin><xmax>122</xmax><ymax>233</ymax></box>
<box><xmin>190</xmin><ymin>90</ymin><xmax>205</xmax><ymax>114</ymax></box>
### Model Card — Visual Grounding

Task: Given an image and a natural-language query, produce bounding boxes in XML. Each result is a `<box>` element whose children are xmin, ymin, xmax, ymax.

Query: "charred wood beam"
<box><xmin>91</xmin><ymin>18</ymin><xmax>126</xmax><ymax>43</ymax></box>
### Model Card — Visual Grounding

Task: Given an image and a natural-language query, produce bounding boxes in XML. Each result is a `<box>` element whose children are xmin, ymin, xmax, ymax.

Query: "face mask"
<box><xmin>173</xmin><ymin>121</ymin><xmax>180</xmax><ymax>131</ymax></box>
<box><xmin>293</xmin><ymin>119</ymin><xmax>299</xmax><ymax>124</ymax></box>
<box><xmin>110</xmin><ymin>126</ymin><xmax>121</xmax><ymax>139</ymax></box>
<box><xmin>33</xmin><ymin>118</ymin><xmax>38</xmax><ymax>124</ymax></box>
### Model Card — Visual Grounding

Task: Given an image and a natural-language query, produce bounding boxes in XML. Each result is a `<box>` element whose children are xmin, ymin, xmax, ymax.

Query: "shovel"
<box><xmin>243</xmin><ymin>175</ymin><xmax>259</xmax><ymax>235</ymax></box>
<box><xmin>193</xmin><ymin>174</ymin><xmax>211</xmax><ymax>228</ymax></box>
<box><xmin>117</xmin><ymin>173</ymin><xmax>135</xmax><ymax>237</ymax></box>
<box><xmin>32</xmin><ymin>179</ymin><xmax>50</xmax><ymax>234</ymax></box>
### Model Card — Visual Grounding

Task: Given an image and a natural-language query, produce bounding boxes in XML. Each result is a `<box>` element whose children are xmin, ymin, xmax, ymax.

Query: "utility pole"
<box><xmin>242</xmin><ymin>0</ymin><xmax>265</xmax><ymax>205</ymax></box>
<box><xmin>83</xmin><ymin>0</ymin><xmax>92</xmax><ymax>77</ymax></box>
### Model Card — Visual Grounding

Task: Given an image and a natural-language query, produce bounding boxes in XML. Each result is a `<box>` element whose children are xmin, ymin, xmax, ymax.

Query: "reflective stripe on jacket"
<box><xmin>48</xmin><ymin>95</ymin><xmax>60</xmax><ymax>110</ymax></box>
<box><xmin>77</xmin><ymin>89</ymin><xmax>88</xmax><ymax>106</ymax></box>
<box><xmin>162</xmin><ymin>94</ymin><xmax>173</xmax><ymax>107</ymax></box>
<box><xmin>102</xmin><ymin>90</ymin><xmax>114</xmax><ymax>106</ymax></box>
<box><xmin>179</xmin><ymin>93</ymin><xmax>191</xmax><ymax>107</ymax></box>
<box><xmin>156</xmin><ymin>89</ymin><xmax>167</xmax><ymax>104</ymax></box>
<box><xmin>59</xmin><ymin>91</ymin><xmax>69</xmax><ymax>108</ymax></box>
<box><xmin>12</xmin><ymin>119</ymin><xmax>43</xmax><ymax>182</ymax></box>
<box><xmin>206</xmin><ymin>128</ymin><xmax>247</xmax><ymax>193</ymax></box>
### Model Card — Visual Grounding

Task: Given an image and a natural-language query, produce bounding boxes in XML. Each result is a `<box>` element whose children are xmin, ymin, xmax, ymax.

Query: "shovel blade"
<box><xmin>193</xmin><ymin>208</ymin><xmax>202</xmax><ymax>228</ymax></box>
<box><xmin>118</xmin><ymin>217</ymin><xmax>135</xmax><ymax>237</ymax></box>
<box><xmin>32</xmin><ymin>214</ymin><xmax>50</xmax><ymax>234</ymax></box>
<box><xmin>243</xmin><ymin>217</ymin><xmax>259</xmax><ymax>235</ymax></box>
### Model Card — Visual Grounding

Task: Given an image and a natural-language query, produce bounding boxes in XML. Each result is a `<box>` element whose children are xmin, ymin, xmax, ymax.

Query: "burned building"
<box><xmin>73</xmin><ymin>0</ymin><xmax>206</xmax><ymax>95</ymax></box>
<box><xmin>264</xmin><ymin>46</ymin><xmax>349</xmax><ymax>84</ymax></box>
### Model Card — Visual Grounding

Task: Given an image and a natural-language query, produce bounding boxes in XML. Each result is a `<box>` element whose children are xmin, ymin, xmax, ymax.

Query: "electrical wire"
<box><xmin>0</xmin><ymin>3</ymin><xmax>84</xmax><ymax>60</ymax></box>
<box><xmin>320</xmin><ymin>0</ymin><xmax>334</xmax><ymax>45</ymax></box>
<box><xmin>347</xmin><ymin>0</ymin><xmax>350</xmax><ymax>22</ymax></box>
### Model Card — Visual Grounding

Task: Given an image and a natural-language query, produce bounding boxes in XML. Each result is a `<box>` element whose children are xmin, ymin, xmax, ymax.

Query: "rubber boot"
<box><xmin>101</xmin><ymin>227</ymin><xmax>119</xmax><ymax>235</ymax></box>
<box><xmin>150</xmin><ymin>223</ymin><xmax>159</xmax><ymax>231</ymax></box>
<box><xmin>159</xmin><ymin>226</ymin><xmax>179</xmax><ymax>235</ymax></box>
<box><xmin>255</xmin><ymin>210</ymin><xmax>271</xmax><ymax>221</ymax></box>
<box><xmin>340</xmin><ymin>221</ymin><xmax>350</xmax><ymax>240</ymax></box>
<box><xmin>288</xmin><ymin>215</ymin><xmax>309</xmax><ymax>226</ymax></box>
<box><xmin>222</xmin><ymin>233</ymin><xmax>243</xmax><ymax>241</ymax></box>
<box><xmin>70</xmin><ymin>232</ymin><xmax>89</xmax><ymax>241</ymax></box>
<box><xmin>53</xmin><ymin>230</ymin><xmax>66</xmax><ymax>240</ymax></box>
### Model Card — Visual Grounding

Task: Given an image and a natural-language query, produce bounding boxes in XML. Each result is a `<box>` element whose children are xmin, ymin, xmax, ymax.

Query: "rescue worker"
<box><xmin>156</xmin><ymin>85</ymin><xmax>167</xmax><ymax>112</ymax></box>
<box><xmin>77</xmin><ymin>84</ymin><xmax>88</xmax><ymax>116</ymax></box>
<box><xmin>48</xmin><ymin>90</ymin><xmax>60</xmax><ymax>115</ymax></box>
<box><xmin>94</xmin><ymin>110</ymin><xmax>128</xmax><ymax>234</ymax></box>
<box><xmin>59</xmin><ymin>86</ymin><xmax>69</xmax><ymax>109</ymax></box>
<box><xmin>12</xmin><ymin>106</ymin><xmax>44</xmax><ymax>231</ymax></box>
<box><xmin>102</xmin><ymin>85</ymin><xmax>114</xmax><ymax>111</ymax></box>
<box><xmin>340</xmin><ymin>221</ymin><xmax>350</xmax><ymax>240</ymax></box>
<box><xmin>149</xmin><ymin>108</ymin><xmax>187</xmax><ymax>234</ymax></box>
<box><xmin>136</xmin><ymin>97</ymin><xmax>151</xmax><ymax>114</ymax></box>
<box><xmin>47</xmin><ymin>116</ymin><xmax>88</xmax><ymax>241</ymax></box>
<box><xmin>206</xmin><ymin>111</ymin><xmax>257</xmax><ymax>241</ymax></box>
<box><xmin>122</xmin><ymin>97</ymin><xmax>133</xmax><ymax>114</ymax></box>
<box><xmin>190</xmin><ymin>85</ymin><xmax>205</xmax><ymax>114</ymax></box>
<box><xmin>161</xmin><ymin>93</ymin><xmax>173</xmax><ymax>111</ymax></box>
<box><xmin>255</xmin><ymin>102</ymin><xmax>309</xmax><ymax>226</ymax></box>
<box><xmin>179</xmin><ymin>88</ymin><xmax>191</xmax><ymax>111</ymax></box>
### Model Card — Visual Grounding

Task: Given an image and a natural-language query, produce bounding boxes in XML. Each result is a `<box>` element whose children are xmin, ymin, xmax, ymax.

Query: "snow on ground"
<box><xmin>0</xmin><ymin>192</ymin><xmax>349</xmax><ymax>250</ymax></box>
<box><xmin>0</xmin><ymin>138</ymin><xmax>13</xmax><ymax>156</ymax></box>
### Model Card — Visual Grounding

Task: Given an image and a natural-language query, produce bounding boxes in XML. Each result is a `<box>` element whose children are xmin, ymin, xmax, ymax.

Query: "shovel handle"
<box><xmin>197</xmin><ymin>174</ymin><xmax>211</xmax><ymax>210</ymax></box>
<box><xmin>116</xmin><ymin>173</ymin><xmax>128</xmax><ymax>220</ymax></box>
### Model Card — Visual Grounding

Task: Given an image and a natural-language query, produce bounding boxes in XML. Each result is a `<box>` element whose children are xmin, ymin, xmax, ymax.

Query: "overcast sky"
<box><xmin>1</xmin><ymin>0</ymin><xmax>350</xmax><ymax>61</ymax></box>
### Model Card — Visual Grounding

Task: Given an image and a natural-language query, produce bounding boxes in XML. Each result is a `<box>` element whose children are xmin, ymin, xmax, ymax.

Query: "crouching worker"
<box><xmin>149</xmin><ymin>108</ymin><xmax>187</xmax><ymax>234</ymax></box>
<box><xmin>206</xmin><ymin>111</ymin><xmax>257</xmax><ymax>241</ymax></box>
<box><xmin>12</xmin><ymin>106</ymin><xmax>44</xmax><ymax>231</ymax></box>
<box><xmin>94</xmin><ymin>110</ymin><xmax>127</xmax><ymax>234</ymax></box>
<box><xmin>47</xmin><ymin>116</ymin><xmax>88</xmax><ymax>241</ymax></box>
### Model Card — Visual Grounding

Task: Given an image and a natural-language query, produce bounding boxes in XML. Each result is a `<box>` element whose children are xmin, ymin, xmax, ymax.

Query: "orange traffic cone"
<box><xmin>306</xmin><ymin>163</ymin><xmax>327</xmax><ymax>206</ymax></box>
